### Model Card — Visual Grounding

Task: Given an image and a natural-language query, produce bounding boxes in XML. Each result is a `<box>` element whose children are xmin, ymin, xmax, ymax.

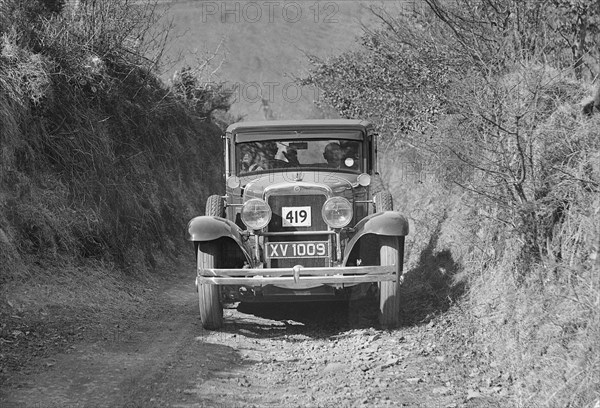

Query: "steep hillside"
<box><xmin>302</xmin><ymin>1</ymin><xmax>600</xmax><ymax>406</ymax></box>
<box><xmin>159</xmin><ymin>0</ymin><xmax>393</xmax><ymax>120</ymax></box>
<box><xmin>0</xmin><ymin>1</ymin><xmax>227</xmax><ymax>307</ymax></box>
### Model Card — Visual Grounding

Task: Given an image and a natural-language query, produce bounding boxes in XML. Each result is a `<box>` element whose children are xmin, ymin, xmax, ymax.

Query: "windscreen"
<box><xmin>235</xmin><ymin>139</ymin><xmax>363</xmax><ymax>175</ymax></box>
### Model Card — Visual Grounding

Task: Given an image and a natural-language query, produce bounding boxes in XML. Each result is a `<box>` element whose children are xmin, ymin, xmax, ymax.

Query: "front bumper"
<box><xmin>196</xmin><ymin>265</ymin><xmax>397</xmax><ymax>287</ymax></box>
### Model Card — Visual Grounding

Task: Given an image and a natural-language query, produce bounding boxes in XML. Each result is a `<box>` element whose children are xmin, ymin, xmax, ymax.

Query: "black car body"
<box><xmin>186</xmin><ymin>119</ymin><xmax>409</xmax><ymax>329</ymax></box>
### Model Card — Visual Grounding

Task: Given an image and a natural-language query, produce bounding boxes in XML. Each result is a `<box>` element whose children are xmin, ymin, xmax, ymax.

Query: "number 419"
<box><xmin>286</xmin><ymin>210</ymin><xmax>308</xmax><ymax>224</ymax></box>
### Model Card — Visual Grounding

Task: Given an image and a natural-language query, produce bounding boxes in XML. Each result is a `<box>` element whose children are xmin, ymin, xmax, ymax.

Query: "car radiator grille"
<box><xmin>266</xmin><ymin>194</ymin><xmax>330</xmax><ymax>268</ymax></box>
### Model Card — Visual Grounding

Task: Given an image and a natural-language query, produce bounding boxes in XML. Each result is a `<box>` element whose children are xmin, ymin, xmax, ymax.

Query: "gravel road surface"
<box><xmin>1</xmin><ymin>271</ymin><xmax>511</xmax><ymax>408</ymax></box>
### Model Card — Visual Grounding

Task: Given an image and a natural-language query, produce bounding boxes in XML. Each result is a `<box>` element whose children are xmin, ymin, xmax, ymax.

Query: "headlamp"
<box><xmin>322</xmin><ymin>197</ymin><xmax>353</xmax><ymax>228</ymax></box>
<box><xmin>241</xmin><ymin>199</ymin><xmax>272</xmax><ymax>230</ymax></box>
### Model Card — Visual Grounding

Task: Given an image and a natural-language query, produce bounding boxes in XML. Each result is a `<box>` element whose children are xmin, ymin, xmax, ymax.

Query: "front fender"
<box><xmin>186</xmin><ymin>216</ymin><xmax>253</xmax><ymax>264</ymax></box>
<box><xmin>343</xmin><ymin>211</ymin><xmax>409</xmax><ymax>264</ymax></box>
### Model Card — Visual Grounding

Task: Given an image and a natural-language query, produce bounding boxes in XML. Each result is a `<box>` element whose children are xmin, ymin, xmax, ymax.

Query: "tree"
<box><xmin>550</xmin><ymin>0</ymin><xmax>600</xmax><ymax>79</ymax></box>
<box><xmin>303</xmin><ymin>0</ymin><xmax>592</xmax><ymax>263</ymax></box>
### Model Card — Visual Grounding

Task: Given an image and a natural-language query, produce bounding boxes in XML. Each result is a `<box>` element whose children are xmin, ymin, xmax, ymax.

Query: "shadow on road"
<box><xmin>221</xmin><ymin>299</ymin><xmax>379</xmax><ymax>339</ymax></box>
<box><xmin>398</xmin><ymin>217</ymin><xmax>464</xmax><ymax>327</ymax></box>
<box><xmin>206</xmin><ymin>216</ymin><xmax>464</xmax><ymax>338</ymax></box>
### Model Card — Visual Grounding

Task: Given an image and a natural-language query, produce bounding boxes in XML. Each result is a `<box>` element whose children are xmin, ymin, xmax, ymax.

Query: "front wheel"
<box><xmin>197</xmin><ymin>244</ymin><xmax>223</xmax><ymax>330</ymax></box>
<box><xmin>379</xmin><ymin>236</ymin><xmax>404</xmax><ymax>328</ymax></box>
<box><xmin>197</xmin><ymin>195</ymin><xmax>225</xmax><ymax>330</ymax></box>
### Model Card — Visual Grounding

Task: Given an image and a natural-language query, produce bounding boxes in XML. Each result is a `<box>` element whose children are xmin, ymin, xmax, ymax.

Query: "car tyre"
<box><xmin>379</xmin><ymin>236</ymin><xmax>404</xmax><ymax>328</ymax></box>
<box><xmin>197</xmin><ymin>194</ymin><xmax>225</xmax><ymax>330</ymax></box>
<box><xmin>375</xmin><ymin>190</ymin><xmax>402</xmax><ymax>328</ymax></box>
<box><xmin>374</xmin><ymin>191</ymin><xmax>393</xmax><ymax>213</ymax></box>
<box><xmin>206</xmin><ymin>194</ymin><xmax>225</xmax><ymax>217</ymax></box>
<box><xmin>197</xmin><ymin>244</ymin><xmax>223</xmax><ymax>330</ymax></box>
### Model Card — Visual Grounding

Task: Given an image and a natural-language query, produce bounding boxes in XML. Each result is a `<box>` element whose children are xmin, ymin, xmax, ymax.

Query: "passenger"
<box><xmin>323</xmin><ymin>142</ymin><xmax>343</xmax><ymax>167</ymax></box>
<box><xmin>340</xmin><ymin>141</ymin><xmax>359</xmax><ymax>169</ymax></box>
<box><xmin>283</xmin><ymin>147</ymin><xmax>300</xmax><ymax>166</ymax></box>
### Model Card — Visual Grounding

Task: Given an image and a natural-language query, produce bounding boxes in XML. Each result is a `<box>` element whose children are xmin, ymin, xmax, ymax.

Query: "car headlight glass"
<box><xmin>241</xmin><ymin>199</ymin><xmax>272</xmax><ymax>230</ymax></box>
<box><xmin>322</xmin><ymin>197</ymin><xmax>353</xmax><ymax>228</ymax></box>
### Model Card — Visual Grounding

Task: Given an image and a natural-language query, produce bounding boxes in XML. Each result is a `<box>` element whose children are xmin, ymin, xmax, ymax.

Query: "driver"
<box><xmin>239</xmin><ymin>148</ymin><xmax>255</xmax><ymax>173</ymax></box>
<box><xmin>240</xmin><ymin>146</ymin><xmax>266</xmax><ymax>173</ymax></box>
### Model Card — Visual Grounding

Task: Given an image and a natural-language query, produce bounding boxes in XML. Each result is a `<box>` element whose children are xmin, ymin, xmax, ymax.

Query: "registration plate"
<box><xmin>282</xmin><ymin>206</ymin><xmax>311</xmax><ymax>227</ymax></box>
<box><xmin>266</xmin><ymin>241</ymin><xmax>328</xmax><ymax>259</ymax></box>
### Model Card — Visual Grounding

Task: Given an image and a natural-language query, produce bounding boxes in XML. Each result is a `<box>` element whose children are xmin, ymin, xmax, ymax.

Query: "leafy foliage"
<box><xmin>302</xmin><ymin>6</ymin><xmax>460</xmax><ymax>138</ymax></box>
<box><xmin>0</xmin><ymin>0</ymin><xmax>230</xmax><ymax>278</ymax></box>
<box><xmin>303</xmin><ymin>0</ymin><xmax>600</xmax><ymax>405</ymax></box>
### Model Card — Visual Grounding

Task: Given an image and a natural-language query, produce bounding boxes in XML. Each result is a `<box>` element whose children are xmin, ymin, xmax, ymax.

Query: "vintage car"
<box><xmin>186</xmin><ymin>119</ymin><xmax>409</xmax><ymax>329</ymax></box>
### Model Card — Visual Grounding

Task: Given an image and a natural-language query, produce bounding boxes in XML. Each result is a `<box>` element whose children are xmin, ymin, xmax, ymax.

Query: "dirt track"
<box><xmin>0</xmin><ymin>271</ymin><xmax>511</xmax><ymax>408</ymax></box>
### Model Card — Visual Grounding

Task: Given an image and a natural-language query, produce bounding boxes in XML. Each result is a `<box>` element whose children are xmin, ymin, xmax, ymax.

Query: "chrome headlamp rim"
<box><xmin>322</xmin><ymin>196</ymin><xmax>353</xmax><ymax>229</ymax></box>
<box><xmin>241</xmin><ymin>198</ymin><xmax>272</xmax><ymax>230</ymax></box>
<box><xmin>226</xmin><ymin>175</ymin><xmax>241</xmax><ymax>189</ymax></box>
<box><xmin>356</xmin><ymin>173</ymin><xmax>371</xmax><ymax>187</ymax></box>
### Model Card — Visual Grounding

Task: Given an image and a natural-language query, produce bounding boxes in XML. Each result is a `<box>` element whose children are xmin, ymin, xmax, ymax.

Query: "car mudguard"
<box><xmin>343</xmin><ymin>211</ymin><xmax>409</xmax><ymax>264</ymax></box>
<box><xmin>186</xmin><ymin>216</ymin><xmax>253</xmax><ymax>265</ymax></box>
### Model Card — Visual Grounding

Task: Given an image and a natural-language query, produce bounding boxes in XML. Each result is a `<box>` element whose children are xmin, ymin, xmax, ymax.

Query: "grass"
<box><xmin>385</xmin><ymin>111</ymin><xmax>600</xmax><ymax>407</ymax></box>
<box><xmin>0</xmin><ymin>0</ymin><xmax>225</xmax><ymax>375</ymax></box>
<box><xmin>0</xmin><ymin>0</ymin><xmax>228</xmax><ymax>281</ymax></box>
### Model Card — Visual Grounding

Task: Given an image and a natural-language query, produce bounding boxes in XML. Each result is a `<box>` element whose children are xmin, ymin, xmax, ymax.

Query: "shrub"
<box><xmin>0</xmin><ymin>0</ymin><xmax>230</xmax><ymax>282</ymax></box>
<box><xmin>303</xmin><ymin>1</ymin><xmax>600</xmax><ymax>405</ymax></box>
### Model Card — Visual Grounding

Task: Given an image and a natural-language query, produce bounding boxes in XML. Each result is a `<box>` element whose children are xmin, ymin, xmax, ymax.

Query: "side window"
<box><xmin>226</xmin><ymin>135</ymin><xmax>235</xmax><ymax>177</ymax></box>
<box><xmin>368</xmin><ymin>133</ymin><xmax>377</xmax><ymax>173</ymax></box>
